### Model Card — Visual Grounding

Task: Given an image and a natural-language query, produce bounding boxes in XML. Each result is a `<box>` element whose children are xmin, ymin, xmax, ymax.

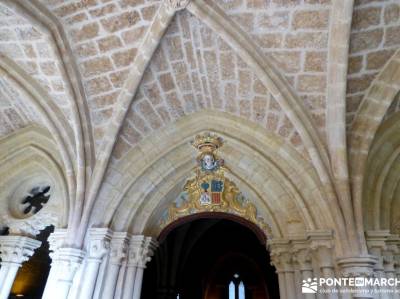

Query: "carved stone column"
<box><xmin>79</xmin><ymin>228</ymin><xmax>112</xmax><ymax>299</ymax></box>
<box><xmin>366</xmin><ymin>231</ymin><xmax>391</xmax><ymax>299</ymax></box>
<box><xmin>122</xmin><ymin>235</ymin><xmax>158</xmax><ymax>299</ymax></box>
<box><xmin>53</xmin><ymin>247</ymin><xmax>86</xmax><ymax>299</ymax></box>
<box><xmin>293</xmin><ymin>247</ymin><xmax>316</xmax><ymax>299</ymax></box>
<box><xmin>42</xmin><ymin>229</ymin><xmax>67</xmax><ymax>299</ymax></box>
<box><xmin>270</xmin><ymin>240</ymin><xmax>296</xmax><ymax>299</ymax></box>
<box><xmin>101</xmin><ymin>232</ymin><xmax>129</xmax><ymax>299</ymax></box>
<box><xmin>0</xmin><ymin>235</ymin><xmax>41</xmax><ymax>299</ymax></box>
<box><xmin>337</xmin><ymin>256</ymin><xmax>377</xmax><ymax>299</ymax></box>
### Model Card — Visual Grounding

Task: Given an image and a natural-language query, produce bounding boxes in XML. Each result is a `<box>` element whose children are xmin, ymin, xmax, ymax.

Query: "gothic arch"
<box><xmin>362</xmin><ymin>112</ymin><xmax>400</xmax><ymax>233</ymax></box>
<box><xmin>350</xmin><ymin>49</ymin><xmax>400</xmax><ymax>236</ymax></box>
<box><xmin>89</xmin><ymin>111</ymin><xmax>349</xmax><ymax>254</ymax></box>
<box><xmin>0</xmin><ymin>126</ymin><xmax>69</xmax><ymax>233</ymax></box>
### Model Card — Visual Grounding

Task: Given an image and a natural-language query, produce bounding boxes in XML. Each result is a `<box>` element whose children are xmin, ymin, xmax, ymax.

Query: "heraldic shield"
<box><xmin>159</xmin><ymin>132</ymin><xmax>271</xmax><ymax>236</ymax></box>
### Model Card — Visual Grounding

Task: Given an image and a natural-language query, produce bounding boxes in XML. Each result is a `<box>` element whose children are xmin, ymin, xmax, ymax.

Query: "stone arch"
<box><xmin>350</xmin><ymin>49</ymin><xmax>400</xmax><ymax>236</ymax></box>
<box><xmin>362</xmin><ymin>112</ymin><xmax>400</xmax><ymax>233</ymax></box>
<box><xmin>90</xmin><ymin>111</ymin><xmax>349</xmax><ymax>254</ymax></box>
<box><xmin>87</xmin><ymin>1</ymin><xmax>334</xmax><ymax>240</ymax></box>
<box><xmin>0</xmin><ymin>0</ymin><xmax>94</xmax><ymax>167</ymax></box>
<box><xmin>0</xmin><ymin>126</ymin><xmax>69</xmax><ymax>234</ymax></box>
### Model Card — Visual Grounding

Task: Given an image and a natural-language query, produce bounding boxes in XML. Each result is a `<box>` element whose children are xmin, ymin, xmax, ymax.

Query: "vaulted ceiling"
<box><xmin>1</xmin><ymin>0</ymin><xmax>400</xmax><ymax>255</ymax></box>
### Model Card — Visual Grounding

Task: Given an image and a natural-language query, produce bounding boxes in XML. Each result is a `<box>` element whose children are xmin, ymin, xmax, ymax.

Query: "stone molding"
<box><xmin>0</xmin><ymin>235</ymin><xmax>41</xmax><ymax>266</ymax></box>
<box><xmin>86</xmin><ymin>228</ymin><xmax>112</xmax><ymax>261</ymax></box>
<box><xmin>53</xmin><ymin>247</ymin><xmax>86</xmax><ymax>277</ymax></box>
<box><xmin>127</xmin><ymin>235</ymin><xmax>158</xmax><ymax>268</ymax></box>
<box><xmin>268</xmin><ymin>231</ymin><xmax>334</xmax><ymax>272</ymax></box>
<box><xmin>109</xmin><ymin>232</ymin><xmax>129</xmax><ymax>266</ymax></box>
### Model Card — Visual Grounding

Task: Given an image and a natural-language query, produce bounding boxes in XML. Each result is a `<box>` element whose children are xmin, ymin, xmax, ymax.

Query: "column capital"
<box><xmin>55</xmin><ymin>247</ymin><xmax>86</xmax><ymax>276</ymax></box>
<box><xmin>0</xmin><ymin>235</ymin><xmax>41</xmax><ymax>265</ymax></box>
<box><xmin>128</xmin><ymin>235</ymin><xmax>158</xmax><ymax>268</ymax></box>
<box><xmin>337</xmin><ymin>255</ymin><xmax>377</xmax><ymax>277</ymax></box>
<box><xmin>268</xmin><ymin>240</ymin><xmax>294</xmax><ymax>272</ymax></box>
<box><xmin>292</xmin><ymin>247</ymin><xmax>313</xmax><ymax>271</ymax></box>
<box><xmin>109</xmin><ymin>232</ymin><xmax>129</xmax><ymax>265</ymax></box>
<box><xmin>365</xmin><ymin>230</ymin><xmax>391</xmax><ymax>250</ymax></box>
<box><xmin>87</xmin><ymin>228</ymin><xmax>112</xmax><ymax>260</ymax></box>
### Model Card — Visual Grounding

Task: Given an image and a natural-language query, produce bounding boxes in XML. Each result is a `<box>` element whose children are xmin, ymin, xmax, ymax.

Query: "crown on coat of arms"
<box><xmin>191</xmin><ymin>132</ymin><xmax>224</xmax><ymax>154</ymax></box>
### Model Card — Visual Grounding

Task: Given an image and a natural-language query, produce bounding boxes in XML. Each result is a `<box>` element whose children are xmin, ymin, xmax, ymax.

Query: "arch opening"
<box><xmin>142</xmin><ymin>217</ymin><xmax>279</xmax><ymax>299</ymax></box>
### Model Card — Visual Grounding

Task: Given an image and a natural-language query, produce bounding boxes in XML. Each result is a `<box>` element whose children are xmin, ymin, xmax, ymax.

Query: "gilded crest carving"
<box><xmin>160</xmin><ymin>132</ymin><xmax>271</xmax><ymax>235</ymax></box>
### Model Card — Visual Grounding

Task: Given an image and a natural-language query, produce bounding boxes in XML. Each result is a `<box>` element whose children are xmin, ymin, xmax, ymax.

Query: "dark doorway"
<box><xmin>141</xmin><ymin>217</ymin><xmax>279</xmax><ymax>299</ymax></box>
<box><xmin>9</xmin><ymin>225</ymin><xmax>53</xmax><ymax>299</ymax></box>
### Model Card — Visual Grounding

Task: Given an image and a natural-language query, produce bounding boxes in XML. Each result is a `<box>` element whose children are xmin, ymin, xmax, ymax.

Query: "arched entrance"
<box><xmin>141</xmin><ymin>216</ymin><xmax>279</xmax><ymax>299</ymax></box>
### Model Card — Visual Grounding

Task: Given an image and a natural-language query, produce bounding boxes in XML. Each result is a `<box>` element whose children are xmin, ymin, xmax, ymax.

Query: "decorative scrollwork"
<box><xmin>160</xmin><ymin>132</ymin><xmax>271</xmax><ymax>236</ymax></box>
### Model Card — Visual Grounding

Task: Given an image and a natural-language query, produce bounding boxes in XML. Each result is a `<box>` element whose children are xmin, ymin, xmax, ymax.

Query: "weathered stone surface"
<box><xmin>297</xmin><ymin>75</ymin><xmax>326</xmax><ymax>92</ymax></box>
<box><xmin>347</xmin><ymin>73</ymin><xmax>376</xmax><ymax>94</ymax></box>
<box><xmin>100</xmin><ymin>11</ymin><xmax>141</xmax><ymax>33</ymax></box>
<box><xmin>384</xmin><ymin>26</ymin><xmax>400</xmax><ymax>47</ymax></box>
<box><xmin>285</xmin><ymin>32</ymin><xmax>328</xmax><ymax>49</ymax></box>
<box><xmin>304</xmin><ymin>51</ymin><xmax>327</xmax><ymax>72</ymax></box>
<box><xmin>366</xmin><ymin>50</ymin><xmax>395</xmax><ymax>70</ymax></box>
<box><xmin>292</xmin><ymin>10</ymin><xmax>329</xmax><ymax>30</ymax></box>
<box><xmin>258</xmin><ymin>11</ymin><xmax>289</xmax><ymax>30</ymax></box>
<box><xmin>352</xmin><ymin>7</ymin><xmax>381</xmax><ymax>30</ymax></box>
<box><xmin>271</xmin><ymin>51</ymin><xmax>301</xmax><ymax>73</ymax></box>
<box><xmin>98</xmin><ymin>36</ymin><xmax>122</xmax><ymax>52</ymax></box>
<box><xmin>71</xmin><ymin>23</ymin><xmax>99</xmax><ymax>43</ymax></box>
<box><xmin>350</xmin><ymin>29</ymin><xmax>383</xmax><ymax>53</ymax></box>
<box><xmin>112</xmin><ymin>48</ymin><xmax>137</xmax><ymax>67</ymax></box>
<box><xmin>82</xmin><ymin>57</ymin><xmax>113</xmax><ymax>77</ymax></box>
<box><xmin>348</xmin><ymin>56</ymin><xmax>363</xmax><ymax>74</ymax></box>
<box><xmin>384</xmin><ymin>4</ymin><xmax>400</xmax><ymax>25</ymax></box>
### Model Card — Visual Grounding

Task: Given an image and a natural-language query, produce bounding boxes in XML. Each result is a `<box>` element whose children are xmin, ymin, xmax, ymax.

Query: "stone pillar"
<box><xmin>122</xmin><ymin>235</ymin><xmax>157</xmax><ymax>299</ymax></box>
<box><xmin>269</xmin><ymin>240</ymin><xmax>296</xmax><ymax>299</ymax></box>
<box><xmin>42</xmin><ymin>247</ymin><xmax>85</xmax><ymax>299</ymax></box>
<box><xmin>42</xmin><ymin>229</ymin><xmax>67</xmax><ymax>299</ymax></box>
<box><xmin>101</xmin><ymin>232</ymin><xmax>129</xmax><ymax>299</ymax></box>
<box><xmin>79</xmin><ymin>228</ymin><xmax>112</xmax><ymax>299</ymax></box>
<box><xmin>337</xmin><ymin>256</ymin><xmax>377</xmax><ymax>299</ymax></box>
<box><xmin>294</xmin><ymin>247</ymin><xmax>316</xmax><ymax>299</ymax></box>
<box><xmin>366</xmin><ymin>231</ymin><xmax>391</xmax><ymax>299</ymax></box>
<box><xmin>314</xmin><ymin>245</ymin><xmax>337</xmax><ymax>299</ymax></box>
<box><xmin>0</xmin><ymin>235</ymin><xmax>41</xmax><ymax>299</ymax></box>
<box><xmin>308</xmin><ymin>231</ymin><xmax>337</xmax><ymax>299</ymax></box>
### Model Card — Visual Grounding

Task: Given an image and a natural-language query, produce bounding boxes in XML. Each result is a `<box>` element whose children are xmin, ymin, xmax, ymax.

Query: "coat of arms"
<box><xmin>159</xmin><ymin>132</ymin><xmax>271</xmax><ymax>236</ymax></box>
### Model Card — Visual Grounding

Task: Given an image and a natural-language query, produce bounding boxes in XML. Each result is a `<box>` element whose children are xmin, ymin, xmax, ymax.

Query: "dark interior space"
<box><xmin>142</xmin><ymin>217</ymin><xmax>279</xmax><ymax>299</ymax></box>
<box><xmin>8</xmin><ymin>225</ymin><xmax>53</xmax><ymax>299</ymax></box>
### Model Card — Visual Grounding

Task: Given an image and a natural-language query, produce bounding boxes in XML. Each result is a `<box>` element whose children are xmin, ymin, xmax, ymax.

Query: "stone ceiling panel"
<box><xmin>112</xmin><ymin>10</ymin><xmax>308</xmax><ymax>162</ymax></box>
<box><xmin>212</xmin><ymin>0</ymin><xmax>331</xmax><ymax>137</ymax></box>
<box><xmin>0</xmin><ymin>2</ymin><xmax>74</xmax><ymax>123</ymax></box>
<box><xmin>0</xmin><ymin>76</ymin><xmax>42</xmax><ymax>138</ymax></box>
<box><xmin>347</xmin><ymin>0</ymin><xmax>400</xmax><ymax>126</ymax></box>
<box><xmin>38</xmin><ymin>0</ymin><xmax>161</xmax><ymax>148</ymax></box>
